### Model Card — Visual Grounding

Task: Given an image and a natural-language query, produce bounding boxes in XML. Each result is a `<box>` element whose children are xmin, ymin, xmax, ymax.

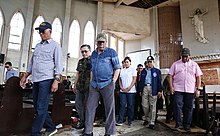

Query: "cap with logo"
<box><xmin>96</xmin><ymin>33</ymin><xmax>107</xmax><ymax>42</ymax></box>
<box><xmin>35</xmin><ymin>22</ymin><xmax>52</xmax><ymax>30</ymax></box>
<box><xmin>181</xmin><ymin>48</ymin><xmax>190</xmax><ymax>56</ymax></box>
<box><xmin>147</xmin><ymin>56</ymin><xmax>154</xmax><ymax>61</ymax></box>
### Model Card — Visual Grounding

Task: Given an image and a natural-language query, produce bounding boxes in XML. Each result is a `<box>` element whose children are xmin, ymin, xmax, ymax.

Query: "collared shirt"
<box><xmin>139</xmin><ymin>67</ymin><xmax>162</xmax><ymax>96</ymax></box>
<box><xmin>120</xmin><ymin>66</ymin><xmax>137</xmax><ymax>93</ymax></box>
<box><xmin>27</xmin><ymin>39</ymin><xmax>63</xmax><ymax>82</ymax></box>
<box><xmin>91</xmin><ymin>47</ymin><xmax>120</xmax><ymax>89</ymax></box>
<box><xmin>5</xmin><ymin>68</ymin><xmax>19</xmax><ymax>81</ymax></box>
<box><xmin>169</xmin><ymin>59</ymin><xmax>203</xmax><ymax>93</ymax></box>
<box><xmin>145</xmin><ymin>68</ymin><xmax>152</xmax><ymax>84</ymax></box>
<box><xmin>76</xmin><ymin>57</ymin><xmax>91</xmax><ymax>92</ymax></box>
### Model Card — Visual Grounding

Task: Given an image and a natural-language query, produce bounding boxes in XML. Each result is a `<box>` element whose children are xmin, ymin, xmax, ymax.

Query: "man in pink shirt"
<box><xmin>169</xmin><ymin>48</ymin><xmax>203</xmax><ymax>132</ymax></box>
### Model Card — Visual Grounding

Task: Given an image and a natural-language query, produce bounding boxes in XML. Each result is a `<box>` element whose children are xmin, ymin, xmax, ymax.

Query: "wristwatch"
<box><xmin>196</xmin><ymin>87</ymin><xmax>203</xmax><ymax>91</ymax></box>
<box><xmin>54</xmin><ymin>77</ymin><xmax>61</xmax><ymax>82</ymax></box>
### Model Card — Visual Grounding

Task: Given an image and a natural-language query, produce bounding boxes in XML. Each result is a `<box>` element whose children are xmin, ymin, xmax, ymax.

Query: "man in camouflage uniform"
<box><xmin>73</xmin><ymin>44</ymin><xmax>92</xmax><ymax>129</ymax></box>
<box><xmin>163</xmin><ymin>75</ymin><xmax>173</xmax><ymax>123</ymax></box>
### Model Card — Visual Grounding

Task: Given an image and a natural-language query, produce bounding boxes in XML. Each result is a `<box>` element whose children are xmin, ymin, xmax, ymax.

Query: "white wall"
<box><xmin>180</xmin><ymin>0</ymin><xmax>220</xmax><ymax>56</ymax></box>
<box><xmin>0</xmin><ymin>0</ymin><xmax>29</xmax><ymax>24</ymax></box>
<box><xmin>33</xmin><ymin>0</ymin><xmax>65</xmax><ymax>23</ymax></box>
<box><xmin>103</xmin><ymin>3</ymin><xmax>150</xmax><ymax>37</ymax></box>
<box><xmin>124</xmin><ymin>8</ymin><xmax>159</xmax><ymax>67</ymax></box>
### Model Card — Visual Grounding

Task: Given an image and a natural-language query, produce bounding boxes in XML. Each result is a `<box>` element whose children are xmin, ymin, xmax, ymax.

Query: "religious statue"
<box><xmin>189</xmin><ymin>8</ymin><xmax>209</xmax><ymax>43</ymax></box>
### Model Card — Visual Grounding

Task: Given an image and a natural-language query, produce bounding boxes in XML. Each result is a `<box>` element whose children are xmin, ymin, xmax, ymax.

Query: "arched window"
<box><xmin>68</xmin><ymin>19</ymin><xmax>80</xmax><ymax>58</ymax></box>
<box><xmin>0</xmin><ymin>10</ymin><xmax>3</xmax><ymax>39</ymax></box>
<box><xmin>118</xmin><ymin>39</ymin><xmax>124</xmax><ymax>63</ymax></box>
<box><xmin>110</xmin><ymin>35</ymin><xmax>117</xmax><ymax>51</ymax></box>
<box><xmin>84</xmin><ymin>21</ymin><xmax>95</xmax><ymax>51</ymax></box>
<box><xmin>32</xmin><ymin>16</ymin><xmax>44</xmax><ymax>51</ymax></box>
<box><xmin>8</xmin><ymin>11</ymin><xmax>24</xmax><ymax>50</ymax></box>
<box><xmin>52</xmin><ymin>18</ymin><xmax>62</xmax><ymax>45</ymax></box>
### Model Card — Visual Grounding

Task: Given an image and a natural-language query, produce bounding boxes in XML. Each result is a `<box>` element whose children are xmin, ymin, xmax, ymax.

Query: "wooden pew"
<box><xmin>204</xmin><ymin>85</ymin><xmax>220</xmax><ymax>135</ymax></box>
<box><xmin>0</xmin><ymin>77</ymin><xmax>23</xmax><ymax>135</ymax></box>
<box><xmin>51</xmin><ymin>83</ymin><xmax>75</xmax><ymax>125</ymax></box>
<box><xmin>0</xmin><ymin>78</ymin><xmax>76</xmax><ymax>135</ymax></box>
<box><xmin>193</xmin><ymin>85</ymin><xmax>220</xmax><ymax>135</ymax></box>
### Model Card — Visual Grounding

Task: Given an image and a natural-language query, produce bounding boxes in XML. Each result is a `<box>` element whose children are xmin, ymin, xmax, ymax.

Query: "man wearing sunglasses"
<box><xmin>4</xmin><ymin>61</ymin><xmax>19</xmax><ymax>81</ymax></box>
<box><xmin>73</xmin><ymin>44</ymin><xmax>91</xmax><ymax>130</ymax></box>
<box><xmin>139</xmin><ymin>56</ymin><xmax>162</xmax><ymax>130</ymax></box>
<box><xmin>20</xmin><ymin>22</ymin><xmax>63</xmax><ymax>136</ymax></box>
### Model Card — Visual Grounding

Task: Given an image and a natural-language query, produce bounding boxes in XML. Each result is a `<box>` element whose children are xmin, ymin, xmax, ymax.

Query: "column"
<box><xmin>96</xmin><ymin>1</ymin><xmax>103</xmax><ymax>34</ymax></box>
<box><xmin>62</xmin><ymin>0</ymin><xmax>72</xmax><ymax>75</ymax></box>
<box><xmin>19</xmin><ymin>0</ymin><xmax>35</xmax><ymax>72</ymax></box>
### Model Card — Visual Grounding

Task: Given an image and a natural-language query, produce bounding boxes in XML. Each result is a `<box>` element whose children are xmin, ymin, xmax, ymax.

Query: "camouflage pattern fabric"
<box><xmin>76</xmin><ymin>57</ymin><xmax>91</xmax><ymax>92</ymax></box>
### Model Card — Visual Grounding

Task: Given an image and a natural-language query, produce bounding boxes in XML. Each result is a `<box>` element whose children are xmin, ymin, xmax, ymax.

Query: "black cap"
<box><xmin>147</xmin><ymin>56</ymin><xmax>154</xmax><ymax>61</ymax></box>
<box><xmin>35</xmin><ymin>22</ymin><xmax>52</xmax><ymax>30</ymax></box>
<box><xmin>181</xmin><ymin>48</ymin><xmax>190</xmax><ymax>56</ymax></box>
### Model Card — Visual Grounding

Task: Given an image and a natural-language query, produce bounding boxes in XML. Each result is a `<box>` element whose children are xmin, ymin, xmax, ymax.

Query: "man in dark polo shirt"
<box><xmin>73</xmin><ymin>44</ymin><xmax>91</xmax><ymax>129</ymax></box>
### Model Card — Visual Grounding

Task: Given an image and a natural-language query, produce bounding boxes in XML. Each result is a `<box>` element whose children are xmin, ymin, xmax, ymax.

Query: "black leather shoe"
<box><xmin>80</xmin><ymin>132</ymin><xmax>93</xmax><ymax>136</ymax></box>
<box><xmin>165</xmin><ymin>119</ymin><xmax>170</xmax><ymax>123</ymax></box>
<box><xmin>143</xmin><ymin>121</ymin><xmax>148</xmax><ymax>126</ymax></box>
<box><xmin>75</xmin><ymin>123</ymin><xmax>85</xmax><ymax>129</ymax></box>
<box><xmin>149</xmin><ymin>124</ymin><xmax>155</xmax><ymax>130</ymax></box>
<box><xmin>104</xmin><ymin>134</ymin><xmax>110</xmax><ymax>136</ymax></box>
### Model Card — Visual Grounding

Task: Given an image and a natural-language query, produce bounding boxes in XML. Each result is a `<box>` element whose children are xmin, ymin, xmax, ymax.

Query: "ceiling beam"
<box><xmin>123</xmin><ymin>0</ymin><xmax>138</xmax><ymax>5</ymax></box>
<box><xmin>115</xmin><ymin>0</ymin><xmax>123</xmax><ymax>7</ymax></box>
<box><xmin>144</xmin><ymin>0</ymin><xmax>153</xmax><ymax>6</ymax></box>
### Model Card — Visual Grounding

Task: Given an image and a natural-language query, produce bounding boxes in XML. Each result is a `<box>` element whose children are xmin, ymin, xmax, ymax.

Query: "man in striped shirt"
<box><xmin>20</xmin><ymin>22</ymin><xmax>63</xmax><ymax>136</ymax></box>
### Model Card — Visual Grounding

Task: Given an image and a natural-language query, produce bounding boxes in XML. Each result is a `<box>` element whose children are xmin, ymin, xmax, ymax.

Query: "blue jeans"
<box><xmin>32</xmin><ymin>79</ymin><xmax>56</xmax><ymax>136</ymax></box>
<box><xmin>118</xmin><ymin>92</ymin><xmax>135</xmax><ymax>123</ymax></box>
<box><xmin>174</xmin><ymin>91</ymin><xmax>194</xmax><ymax>129</ymax></box>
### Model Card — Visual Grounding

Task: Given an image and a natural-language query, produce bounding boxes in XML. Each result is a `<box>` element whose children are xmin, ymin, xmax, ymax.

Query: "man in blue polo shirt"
<box><xmin>4</xmin><ymin>61</ymin><xmax>19</xmax><ymax>81</ymax></box>
<box><xmin>139</xmin><ymin>56</ymin><xmax>162</xmax><ymax>129</ymax></box>
<box><xmin>81</xmin><ymin>33</ymin><xmax>120</xmax><ymax>136</ymax></box>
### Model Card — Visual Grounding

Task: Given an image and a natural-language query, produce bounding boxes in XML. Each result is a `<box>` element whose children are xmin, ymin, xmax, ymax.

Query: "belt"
<box><xmin>145</xmin><ymin>83</ymin><xmax>151</xmax><ymax>86</ymax></box>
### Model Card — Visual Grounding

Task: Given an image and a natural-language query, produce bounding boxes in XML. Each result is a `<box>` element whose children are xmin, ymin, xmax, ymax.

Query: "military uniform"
<box><xmin>163</xmin><ymin>75</ymin><xmax>173</xmax><ymax>123</ymax></box>
<box><xmin>75</xmin><ymin>57</ymin><xmax>91</xmax><ymax>125</ymax></box>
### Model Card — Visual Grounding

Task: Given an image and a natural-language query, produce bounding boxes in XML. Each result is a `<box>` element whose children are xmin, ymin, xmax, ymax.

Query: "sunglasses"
<box><xmin>5</xmin><ymin>66</ymin><xmax>9</xmax><ymax>68</ymax></box>
<box><xmin>147</xmin><ymin>61</ymin><xmax>152</xmax><ymax>63</ymax></box>
<box><xmin>81</xmin><ymin>50</ymin><xmax>89</xmax><ymax>54</ymax></box>
<box><xmin>38</xmin><ymin>29</ymin><xmax>46</xmax><ymax>34</ymax></box>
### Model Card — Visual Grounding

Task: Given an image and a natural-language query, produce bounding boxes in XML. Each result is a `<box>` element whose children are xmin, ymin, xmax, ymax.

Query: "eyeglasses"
<box><xmin>147</xmin><ymin>61</ymin><xmax>152</xmax><ymax>63</ymax></box>
<box><xmin>38</xmin><ymin>29</ymin><xmax>46</xmax><ymax>34</ymax></box>
<box><xmin>81</xmin><ymin>50</ymin><xmax>89</xmax><ymax>54</ymax></box>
